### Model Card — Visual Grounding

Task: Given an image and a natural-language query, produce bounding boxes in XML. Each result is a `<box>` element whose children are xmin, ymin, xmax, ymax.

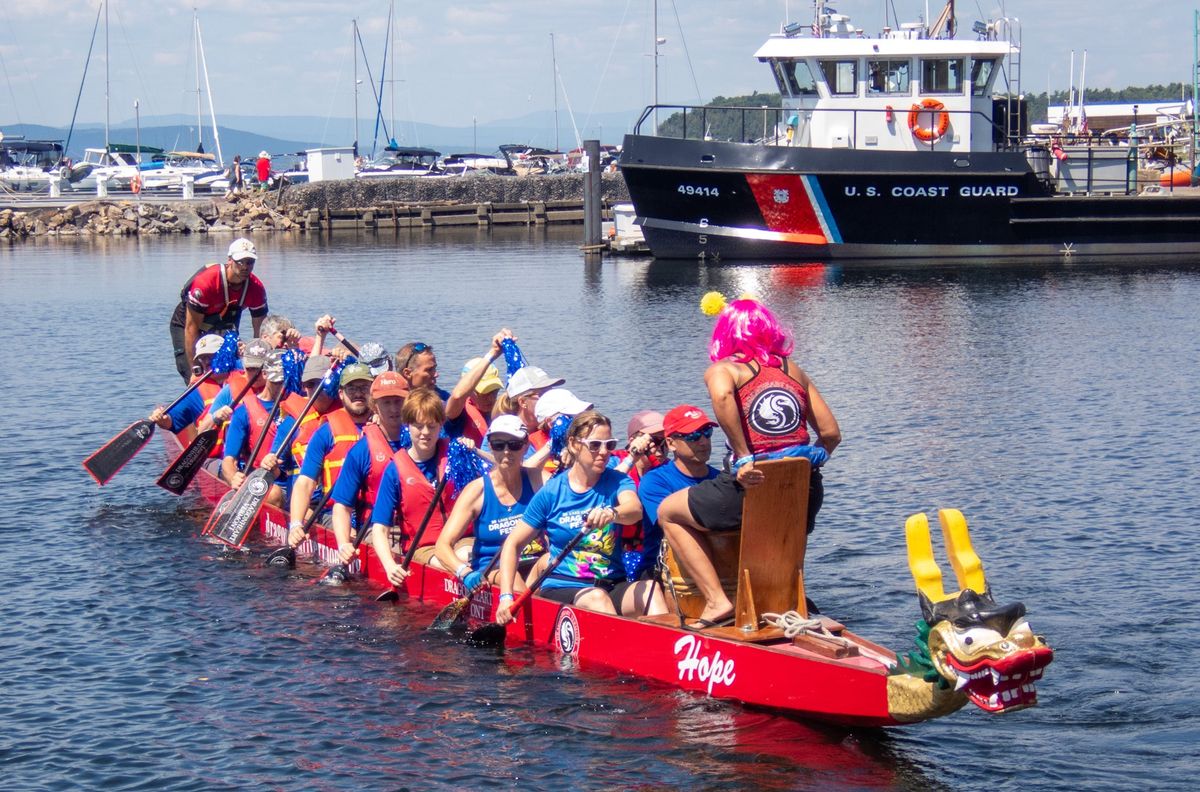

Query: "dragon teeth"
<box><xmin>955</xmin><ymin>673</ymin><xmax>970</xmax><ymax>691</ymax></box>
<box><xmin>991</xmin><ymin>669</ymin><xmax>1002</xmax><ymax>685</ymax></box>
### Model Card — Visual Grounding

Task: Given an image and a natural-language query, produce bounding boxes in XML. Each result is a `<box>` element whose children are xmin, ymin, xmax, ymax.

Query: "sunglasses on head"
<box><xmin>671</xmin><ymin>426</ymin><xmax>714</xmax><ymax>443</ymax></box>
<box><xmin>401</xmin><ymin>342</ymin><xmax>430</xmax><ymax>371</ymax></box>
<box><xmin>579</xmin><ymin>438</ymin><xmax>619</xmax><ymax>454</ymax></box>
<box><xmin>489</xmin><ymin>438</ymin><xmax>527</xmax><ymax>452</ymax></box>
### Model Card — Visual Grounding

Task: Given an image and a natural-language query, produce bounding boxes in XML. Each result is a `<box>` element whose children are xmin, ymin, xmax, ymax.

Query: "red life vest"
<box><xmin>242</xmin><ymin>394</ymin><xmax>278</xmax><ymax>469</ymax></box>
<box><xmin>528</xmin><ymin>429</ymin><xmax>548</xmax><ymax>450</ymax></box>
<box><xmin>461</xmin><ymin>400</ymin><xmax>490</xmax><ymax>445</ymax></box>
<box><xmin>390</xmin><ymin>439</ymin><xmax>457</xmax><ymax>550</ymax></box>
<box><xmin>358</xmin><ymin>423</ymin><xmax>399</xmax><ymax>525</ymax></box>
<box><xmin>734</xmin><ymin>360</ymin><xmax>810</xmax><ymax>454</ymax></box>
<box><xmin>320</xmin><ymin>408</ymin><xmax>366</xmax><ymax>491</ymax></box>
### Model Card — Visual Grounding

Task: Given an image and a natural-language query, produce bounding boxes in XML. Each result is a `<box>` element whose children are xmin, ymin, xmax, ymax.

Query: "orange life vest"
<box><xmin>291</xmin><ymin>402</ymin><xmax>338</xmax><ymax>472</ymax></box>
<box><xmin>320</xmin><ymin>408</ymin><xmax>366</xmax><ymax>491</ymax></box>
<box><xmin>461</xmin><ymin>400</ymin><xmax>490</xmax><ymax>445</ymax></box>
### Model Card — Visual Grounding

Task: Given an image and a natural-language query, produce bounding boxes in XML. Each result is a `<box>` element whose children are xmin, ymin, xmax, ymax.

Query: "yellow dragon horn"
<box><xmin>937</xmin><ymin>508</ymin><xmax>987</xmax><ymax>595</ymax></box>
<box><xmin>905</xmin><ymin>512</ymin><xmax>947</xmax><ymax>602</ymax></box>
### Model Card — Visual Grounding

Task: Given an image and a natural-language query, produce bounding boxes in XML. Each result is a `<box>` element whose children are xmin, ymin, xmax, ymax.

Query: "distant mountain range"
<box><xmin>2</xmin><ymin>108</ymin><xmax>642</xmax><ymax>162</ymax></box>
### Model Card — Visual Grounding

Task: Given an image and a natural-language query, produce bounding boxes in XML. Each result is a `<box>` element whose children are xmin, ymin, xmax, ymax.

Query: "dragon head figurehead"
<box><xmin>886</xmin><ymin>509</ymin><xmax>1052</xmax><ymax>723</ymax></box>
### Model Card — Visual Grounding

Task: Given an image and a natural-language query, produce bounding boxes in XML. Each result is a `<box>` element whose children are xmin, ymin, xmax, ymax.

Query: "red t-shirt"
<box><xmin>183</xmin><ymin>263</ymin><xmax>268</xmax><ymax>324</ymax></box>
<box><xmin>256</xmin><ymin>158</ymin><xmax>271</xmax><ymax>182</ymax></box>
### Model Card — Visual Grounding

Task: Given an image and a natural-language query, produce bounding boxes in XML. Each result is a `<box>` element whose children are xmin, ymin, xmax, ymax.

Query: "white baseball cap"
<box><xmin>194</xmin><ymin>334</ymin><xmax>223</xmax><ymax>357</ymax></box>
<box><xmin>534</xmin><ymin>388</ymin><xmax>593</xmax><ymax>425</ymax></box>
<box><xmin>505</xmin><ymin>365</ymin><xmax>564</xmax><ymax>398</ymax></box>
<box><xmin>227</xmin><ymin>237</ymin><xmax>257</xmax><ymax>262</ymax></box>
<box><xmin>487</xmin><ymin>414</ymin><xmax>528</xmax><ymax>440</ymax></box>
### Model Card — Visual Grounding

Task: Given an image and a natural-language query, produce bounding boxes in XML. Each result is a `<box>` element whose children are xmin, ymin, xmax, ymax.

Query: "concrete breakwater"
<box><xmin>0</xmin><ymin>173</ymin><xmax>631</xmax><ymax>239</ymax></box>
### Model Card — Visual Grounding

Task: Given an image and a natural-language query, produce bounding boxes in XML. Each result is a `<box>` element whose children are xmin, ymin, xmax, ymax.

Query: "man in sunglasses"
<box><xmin>169</xmin><ymin>237</ymin><xmax>268</xmax><ymax>383</ymax></box>
<box><xmin>629</xmin><ymin>405</ymin><xmax>721</xmax><ymax>580</ymax></box>
<box><xmin>399</xmin><ymin>329</ymin><xmax>514</xmax><ymax>440</ymax></box>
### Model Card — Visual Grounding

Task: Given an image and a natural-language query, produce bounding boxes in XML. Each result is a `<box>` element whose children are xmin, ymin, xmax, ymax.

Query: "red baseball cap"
<box><xmin>371</xmin><ymin>371</ymin><xmax>409</xmax><ymax>399</ymax></box>
<box><xmin>663</xmin><ymin>404</ymin><xmax>716</xmax><ymax>436</ymax></box>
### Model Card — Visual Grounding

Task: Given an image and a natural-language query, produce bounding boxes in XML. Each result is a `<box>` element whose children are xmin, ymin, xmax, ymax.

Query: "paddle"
<box><xmin>208</xmin><ymin>378</ymin><xmax>327</xmax><ymax>548</ymax></box>
<box><xmin>468</xmin><ymin>523</ymin><xmax>594</xmax><ymax>648</ymax></box>
<box><xmin>264</xmin><ymin>485</ymin><xmax>335</xmax><ymax>569</ymax></box>
<box><xmin>329</xmin><ymin>327</ymin><xmax>359</xmax><ymax>357</ymax></box>
<box><xmin>201</xmin><ymin>392</ymin><xmax>285</xmax><ymax>537</ymax></box>
<box><xmin>429</xmin><ymin>552</ymin><xmax>501</xmax><ymax>632</ymax></box>
<box><xmin>156</xmin><ymin>371</ymin><xmax>261</xmax><ymax>495</ymax></box>
<box><xmin>83</xmin><ymin>371</ymin><xmax>214</xmax><ymax>485</ymax></box>
<box><xmin>374</xmin><ymin>472</ymin><xmax>451</xmax><ymax>602</ymax></box>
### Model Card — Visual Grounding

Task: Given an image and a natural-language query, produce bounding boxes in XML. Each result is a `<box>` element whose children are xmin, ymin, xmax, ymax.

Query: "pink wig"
<box><xmin>708</xmin><ymin>299</ymin><xmax>794</xmax><ymax>366</ymax></box>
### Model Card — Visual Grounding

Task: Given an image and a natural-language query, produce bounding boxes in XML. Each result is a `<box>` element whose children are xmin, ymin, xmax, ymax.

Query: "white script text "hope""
<box><xmin>674</xmin><ymin>634</ymin><xmax>736</xmax><ymax>695</ymax></box>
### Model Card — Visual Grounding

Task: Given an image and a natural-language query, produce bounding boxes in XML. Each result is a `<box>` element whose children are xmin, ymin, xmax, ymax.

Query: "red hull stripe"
<box><xmin>746</xmin><ymin>173</ymin><xmax>830</xmax><ymax>243</ymax></box>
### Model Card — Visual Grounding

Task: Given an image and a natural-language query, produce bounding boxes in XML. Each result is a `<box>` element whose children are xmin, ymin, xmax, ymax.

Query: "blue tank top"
<box><xmin>472</xmin><ymin>472</ymin><xmax>534</xmax><ymax>572</ymax></box>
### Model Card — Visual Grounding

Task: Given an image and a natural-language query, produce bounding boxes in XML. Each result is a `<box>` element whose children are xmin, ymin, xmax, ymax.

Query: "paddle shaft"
<box><xmin>329</xmin><ymin>328</ymin><xmax>359</xmax><ymax>357</ymax></box>
<box><xmin>161</xmin><ymin>370</ymin><xmax>215</xmax><ymax>415</ymax></box>
<box><xmin>501</xmin><ymin>524</ymin><xmax>593</xmax><ymax>617</ymax></box>
<box><xmin>157</xmin><ymin>371</ymin><xmax>264</xmax><ymax>495</ymax></box>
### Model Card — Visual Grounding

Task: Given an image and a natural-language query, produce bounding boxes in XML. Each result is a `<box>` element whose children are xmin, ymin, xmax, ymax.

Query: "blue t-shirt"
<box><xmin>472</xmin><ymin>473</ymin><xmax>534</xmax><ymax>573</ymax></box>
<box><xmin>636</xmin><ymin>462</ymin><xmax>719</xmax><ymax>573</ymax></box>
<box><xmin>223</xmin><ymin>398</ymin><xmax>294</xmax><ymax>462</ymax></box>
<box><xmin>165</xmin><ymin>388</ymin><xmax>205</xmax><ymax>433</ymax></box>
<box><xmin>521</xmin><ymin>468</ymin><xmax>635</xmax><ymax>589</ymax></box>
<box><xmin>369</xmin><ymin>453</ymin><xmax>440</xmax><ymax>527</ymax></box>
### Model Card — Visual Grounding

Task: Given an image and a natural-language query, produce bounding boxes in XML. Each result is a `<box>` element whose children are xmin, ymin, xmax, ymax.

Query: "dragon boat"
<box><xmin>172</xmin><ymin>435</ymin><xmax>1052</xmax><ymax>728</ymax></box>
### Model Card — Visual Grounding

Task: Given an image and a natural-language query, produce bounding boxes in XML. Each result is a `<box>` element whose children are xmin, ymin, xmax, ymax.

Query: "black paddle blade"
<box><xmin>429</xmin><ymin>596</ymin><xmax>470</xmax><ymax>632</ymax></box>
<box><xmin>156</xmin><ymin>429</ymin><xmax>218</xmax><ymax>495</ymax></box>
<box><xmin>202</xmin><ymin>490</ymin><xmax>235</xmax><ymax>535</ymax></box>
<box><xmin>264</xmin><ymin>546</ymin><xmax>296</xmax><ymax>569</ymax></box>
<box><xmin>375</xmin><ymin>588</ymin><xmax>400</xmax><ymax>603</ymax></box>
<box><xmin>209</xmin><ymin>470</ymin><xmax>272</xmax><ymax>548</ymax></box>
<box><xmin>83</xmin><ymin>421</ymin><xmax>155</xmax><ymax>485</ymax></box>
<box><xmin>467</xmin><ymin>622</ymin><xmax>507</xmax><ymax>648</ymax></box>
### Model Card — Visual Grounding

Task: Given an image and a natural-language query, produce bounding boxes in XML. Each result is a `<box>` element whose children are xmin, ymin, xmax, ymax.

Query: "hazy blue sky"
<box><xmin>3</xmin><ymin>0</ymin><xmax>1198</xmax><ymax>138</ymax></box>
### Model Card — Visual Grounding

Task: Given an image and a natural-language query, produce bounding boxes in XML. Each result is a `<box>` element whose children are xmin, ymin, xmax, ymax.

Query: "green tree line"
<box><xmin>654</xmin><ymin>83</ymin><xmax>1193</xmax><ymax>139</ymax></box>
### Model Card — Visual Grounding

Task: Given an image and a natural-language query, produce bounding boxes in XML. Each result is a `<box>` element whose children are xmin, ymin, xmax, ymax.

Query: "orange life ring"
<box><xmin>908</xmin><ymin>99</ymin><xmax>950</xmax><ymax>143</ymax></box>
<box><xmin>130</xmin><ymin>175</ymin><xmax>142</xmax><ymax>194</ymax></box>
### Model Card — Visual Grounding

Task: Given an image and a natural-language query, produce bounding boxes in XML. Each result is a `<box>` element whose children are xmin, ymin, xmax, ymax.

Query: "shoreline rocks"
<box><xmin>0</xmin><ymin>173</ymin><xmax>631</xmax><ymax>239</ymax></box>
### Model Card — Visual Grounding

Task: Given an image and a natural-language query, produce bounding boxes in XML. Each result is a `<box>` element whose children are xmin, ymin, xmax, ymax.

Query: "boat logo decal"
<box><xmin>375</xmin><ymin>452</ymin><xmax>387</xmax><ymax>462</ymax></box>
<box><xmin>166</xmin><ymin>473</ymin><xmax>184</xmax><ymax>489</ymax></box>
<box><xmin>748</xmin><ymin>388</ymin><xmax>802</xmax><ymax>436</ymax></box>
<box><xmin>247</xmin><ymin>477</ymin><xmax>269</xmax><ymax>497</ymax></box>
<box><xmin>674</xmin><ymin>634</ymin><xmax>736</xmax><ymax>695</ymax></box>
<box><xmin>555</xmin><ymin>608</ymin><xmax>580</xmax><ymax>655</ymax></box>
<box><xmin>134</xmin><ymin>424</ymin><xmax>152</xmax><ymax>440</ymax></box>
<box><xmin>773</xmin><ymin>188</ymin><xmax>790</xmax><ymax>204</ymax></box>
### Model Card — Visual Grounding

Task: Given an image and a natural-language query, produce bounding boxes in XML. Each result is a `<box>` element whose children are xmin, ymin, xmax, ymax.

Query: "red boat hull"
<box><xmin>170</xmin><ymin>435</ymin><xmax>928</xmax><ymax>728</ymax></box>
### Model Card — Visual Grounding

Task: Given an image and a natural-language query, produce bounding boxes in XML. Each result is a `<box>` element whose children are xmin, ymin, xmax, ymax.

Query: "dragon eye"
<box><xmin>964</xmin><ymin>637</ymin><xmax>973</xmax><ymax>645</ymax></box>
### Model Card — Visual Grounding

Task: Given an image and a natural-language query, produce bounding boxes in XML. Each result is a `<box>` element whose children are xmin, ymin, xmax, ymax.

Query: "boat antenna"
<box><xmin>104</xmin><ymin>0</ymin><xmax>110</xmax><ymax>150</ymax></box>
<box><xmin>354</xmin><ymin>26</ymin><xmax>392</xmax><ymax>155</ymax></box>
<box><xmin>195</xmin><ymin>12</ymin><xmax>223</xmax><ymax>165</ymax></box>
<box><xmin>65</xmin><ymin>2</ymin><xmax>104</xmax><ymax>160</ymax></box>
<box><xmin>668</xmin><ymin>0</ymin><xmax>703</xmax><ymax>103</ymax></box>
<box><xmin>194</xmin><ymin>8</ymin><xmax>203</xmax><ymax>153</ymax></box>
<box><xmin>550</xmin><ymin>33</ymin><xmax>560</xmax><ymax>150</ymax></box>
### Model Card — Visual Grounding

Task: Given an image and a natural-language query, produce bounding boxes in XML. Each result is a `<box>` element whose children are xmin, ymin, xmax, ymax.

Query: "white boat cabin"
<box><xmin>757</xmin><ymin>15</ymin><xmax>1014</xmax><ymax>153</ymax></box>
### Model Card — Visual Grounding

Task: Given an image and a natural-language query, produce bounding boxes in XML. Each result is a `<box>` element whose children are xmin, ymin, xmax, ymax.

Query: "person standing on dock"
<box><xmin>255</xmin><ymin>151</ymin><xmax>271</xmax><ymax>189</ymax></box>
<box><xmin>169</xmin><ymin>237</ymin><xmax>269</xmax><ymax>383</ymax></box>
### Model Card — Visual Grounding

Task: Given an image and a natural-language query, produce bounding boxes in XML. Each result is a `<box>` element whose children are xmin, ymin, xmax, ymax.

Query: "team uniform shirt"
<box><xmin>164</xmin><ymin>388</ymin><xmax>207</xmax><ymax>433</ymax></box>
<box><xmin>172</xmin><ymin>263</ymin><xmax>268</xmax><ymax>332</ymax></box>
<box><xmin>329</xmin><ymin>434</ymin><xmax>406</xmax><ymax>522</ymax></box>
<box><xmin>635</xmin><ymin>462</ymin><xmax>720</xmax><ymax>574</ymax></box>
<box><xmin>367</xmin><ymin>454</ymin><xmax>441</xmax><ymax>528</ymax></box>
<box><xmin>521</xmin><ymin>469</ymin><xmax>635</xmax><ymax>590</ymax></box>
<box><xmin>296</xmin><ymin>419</ymin><xmax>367</xmax><ymax>508</ymax></box>
<box><xmin>223</xmin><ymin>400</ymin><xmax>296</xmax><ymax>465</ymax></box>
<box><xmin>471</xmin><ymin>473</ymin><xmax>534</xmax><ymax>573</ymax></box>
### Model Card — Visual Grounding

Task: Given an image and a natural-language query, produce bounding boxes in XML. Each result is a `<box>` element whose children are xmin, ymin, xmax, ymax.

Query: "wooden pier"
<box><xmin>300</xmin><ymin>199</ymin><xmax>614</xmax><ymax>231</ymax></box>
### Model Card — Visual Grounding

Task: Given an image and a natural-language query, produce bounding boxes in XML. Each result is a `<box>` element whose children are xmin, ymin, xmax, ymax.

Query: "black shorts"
<box><xmin>540</xmin><ymin>579</ymin><xmax>635</xmax><ymax>609</ymax></box>
<box><xmin>687</xmin><ymin>469</ymin><xmax>824</xmax><ymax>534</ymax></box>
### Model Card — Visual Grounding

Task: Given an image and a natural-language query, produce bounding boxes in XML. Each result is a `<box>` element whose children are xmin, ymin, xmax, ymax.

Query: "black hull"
<box><xmin>619</xmin><ymin>134</ymin><xmax>1200</xmax><ymax>261</ymax></box>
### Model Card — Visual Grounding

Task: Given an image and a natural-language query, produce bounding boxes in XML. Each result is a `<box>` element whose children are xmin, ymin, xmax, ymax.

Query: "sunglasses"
<box><xmin>671</xmin><ymin>426</ymin><xmax>714</xmax><ymax>443</ymax></box>
<box><xmin>401</xmin><ymin>342</ymin><xmax>430</xmax><ymax>371</ymax></box>
<box><xmin>579</xmin><ymin>438</ymin><xmax>619</xmax><ymax>454</ymax></box>
<box><xmin>489</xmin><ymin>438</ymin><xmax>527</xmax><ymax>452</ymax></box>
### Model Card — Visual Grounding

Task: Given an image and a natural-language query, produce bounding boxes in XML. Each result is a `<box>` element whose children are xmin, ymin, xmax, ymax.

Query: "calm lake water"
<box><xmin>1</xmin><ymin>228</ymin><xmax>1197</xmax><ymax>791</ymax></box>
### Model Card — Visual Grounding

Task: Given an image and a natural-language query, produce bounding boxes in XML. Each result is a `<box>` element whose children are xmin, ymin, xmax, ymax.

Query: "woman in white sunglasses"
<box><xmin>494</xmin><ymin>411</ymin><xmax>668</xmax><ymax>622</ymax></box>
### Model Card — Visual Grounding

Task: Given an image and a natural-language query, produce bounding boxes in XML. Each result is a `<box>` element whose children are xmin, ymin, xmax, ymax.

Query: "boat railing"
<box><xmin>634</xmin><ymin>104</ymin><xmax>1010</xmax><ymax>151</ymax></box>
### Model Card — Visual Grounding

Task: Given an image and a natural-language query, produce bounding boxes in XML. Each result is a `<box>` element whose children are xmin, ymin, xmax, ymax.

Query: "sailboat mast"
<box><xmin>195</xmin><ymin>9</ymin><xmax>203</xmax><ymax>152</ymax></box>
<box><xmin>550</xmin><ymin>33</ymin><xmax>559</xmax><ymax>151</ymax></box>
<box><xmin>353</xmin><ymin>19</ymin><xmax>359</xmax><ymax>154</ymax></box>
<box><xmin>389</xmin><ymin>0</ymin><xmax>395</xmax><ymax>145</ymax></box>
<box><xmin>104</xmin><ymin>0</ymin><xmax>110</xmax><ymax>150</ymax></box>
<box><xmin>196</xmin><ymin>14</ymin><xmax>223</xmax><ymax>165</ymax></box>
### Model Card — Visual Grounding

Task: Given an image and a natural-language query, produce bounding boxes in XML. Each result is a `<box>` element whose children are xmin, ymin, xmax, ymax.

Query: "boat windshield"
<box><xmin>921</xmin><ymin>58</ymin><xmax>965</xmax><ymax>95</ymax></box>
<box><xmin>819</xmin><ymin>59</ymin><xmax>858</xmax><ymax>96</ymax></box>
<box><xmin>770</xmin><ymin>59</ymin><xmax>819</xmax><ymax>98</ymax></box>
<box><xmin>971</xmin><ymin>58</ymin><xmax>997</xmax><ymax>95</ymax></box>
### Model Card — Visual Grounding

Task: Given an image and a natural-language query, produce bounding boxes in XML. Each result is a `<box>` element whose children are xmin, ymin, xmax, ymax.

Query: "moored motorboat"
<box><xmin>619</xmin><ymin>1</ymin><xmax>1200</xmax><ymax>261</ymax></box>
<box><xmin>169</xmin><ymin>432</ymin><xmax>1052</xmax><ymax>728</ymax></box>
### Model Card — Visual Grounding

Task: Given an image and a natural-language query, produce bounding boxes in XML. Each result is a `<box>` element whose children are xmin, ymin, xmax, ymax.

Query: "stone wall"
<box><xmin>281</xmin><ymin>172</ymin><xmax>630</xmax><ymax>211</ymax></box>
<box><xmin>0</xmin><ymin>194</ymin><xmax>303</xmax><ymax>238</ymax></box>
